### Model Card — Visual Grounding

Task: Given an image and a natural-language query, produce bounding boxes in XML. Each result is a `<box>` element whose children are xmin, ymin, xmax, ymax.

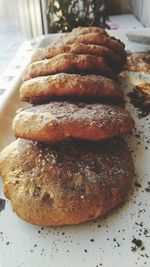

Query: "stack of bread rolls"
<box><xmin>0</xmin><ymin>27</ymin><xmax>134</xmax><ymax>226</ymax></box>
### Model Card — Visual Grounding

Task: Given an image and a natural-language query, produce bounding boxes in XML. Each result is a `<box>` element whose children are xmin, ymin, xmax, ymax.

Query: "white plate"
<box><xmin>0</xmin><ymin>30</ymin><xmax>150</xmax><ymax>267</ymax></box>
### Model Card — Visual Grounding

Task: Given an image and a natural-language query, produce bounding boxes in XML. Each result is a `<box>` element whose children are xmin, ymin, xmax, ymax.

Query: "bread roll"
<box><xmin>0</xmin><ymin>138</ymin><xmax>134</xmax><ymax>226</ymax></box>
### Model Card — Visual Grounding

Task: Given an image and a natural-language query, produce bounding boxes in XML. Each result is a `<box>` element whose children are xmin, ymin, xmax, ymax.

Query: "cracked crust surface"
<box><xmin>23</xmin><ymin>53</ymin><xmax>116</xmax><ymax>81</ymax></box>
<box><xmin>0</xmin><ymin>138</ymin><xmax>134</xmax><ymax>226</ymax></box>
<box><xmin>63</xmin><ymin>33</ymin><xmax>125</xmax><ymax>56</ymax></box>
<box><xmin>20</xmin><ymin>73</ymin><xmax>123</xmax><ymax>103</ymax></box>
<box><xmin>54</xmin><ymin>28</ymin><xmax>125</xmax><ymax>55</ymax></box>
<box><xmin>12</xmin><ymin>102</ymin><xmax>134</xmax><ymax>142</ymax></box>
<box><xmin>32</xmin><ymin>43</ymin><xmax>124</xmax><ymax>69</ymax></box>
<box><xmin>71</xmin><ymin>26</ymin><xmax>107</xmax><ymax>35</ymax></box>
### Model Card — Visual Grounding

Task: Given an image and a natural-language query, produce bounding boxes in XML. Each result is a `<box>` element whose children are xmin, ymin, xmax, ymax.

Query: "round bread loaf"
<box><xmin>70</xmin><ymin>28</ymin><xmax>125</xmax><ymax>53</ymax></box>
<box><xmin>12</xmin><ymin>102</ymin><xmax>134</xmax><ymax>142</ymax></box>
<box><xmin>23</xmin><ymin>53</ymin><xmax>116</xmax><ymax>81</ymax></box>
<box><xmin>31</xmin><ymin>27</ymin><xmax>108</xmax><ymax>62</ymax></box>
<box><xmin>64</xmin><ymin>33</ymin><xmax>125</xmax><ymax>56</ymax></box>
<box><xmin>0</xmin><ymin>138</ymin><xmax>134</xmax><ymax>226</ymax></box>
<box><xmin>20</xmin><ymin>73</ymin><xmax>123</xmax><ymax>104</ymax></box>
<box><xmin>32</xmin><ymin>43</ymin><xmax>123</xmax><ymax>69</ymax></box>
<box><xmin>56</xmin><ymin>30</ymin><xmax>125</xmax><ymax>56</ymax></box>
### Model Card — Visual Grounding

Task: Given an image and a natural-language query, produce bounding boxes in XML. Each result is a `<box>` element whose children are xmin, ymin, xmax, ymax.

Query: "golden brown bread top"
<box><xmin>55</xmin><ymin>28</ymin><xmax>125</xmax><ymax>54</ymax></box>
<box><xmin>63</xmin><ymin>33</ymin><xmax>125</xmax><ymax>56</ymax></box>
<box><xmin>37</xmin><ymin>26</ymin><xmax>108</xmax><ymax>50</ymax></box>
<box><xmin>71</xmin><ymin>26</ymin><xmax>107</xmax><ymax>35</ymax></box>
<box><xmin>32</xmin><ymin>43</ymin><xmax>124</xmax><ymax>72</ymax></box>
<box><xmin>0</xmin><ymin>138</ymin><xmax>134</xmax><ymax>226</ymax></box>
<box><xmin>23</xmin><ymin>53</ymin><xmax>116</xmax><ymax>81</ymax></box>
<box><xmin>71</xmin><ymin>27</ymin><xmax>125</xmax><ymax>49</ymax></box>
<box><xmin>20</xmin><ymin>73</ymin><xmax>123</xmax><ymax>104</ymax></box>
<box><xmin>12</xmin><ymin>102</ymin><xmax>134</xmax><ymax>142</ymax></box>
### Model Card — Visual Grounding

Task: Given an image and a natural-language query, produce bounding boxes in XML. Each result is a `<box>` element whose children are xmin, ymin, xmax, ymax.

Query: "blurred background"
<box><xmin>0</xmin><ymin>0</ymin><xmax>149</xmax><ymax>74</ymax></box>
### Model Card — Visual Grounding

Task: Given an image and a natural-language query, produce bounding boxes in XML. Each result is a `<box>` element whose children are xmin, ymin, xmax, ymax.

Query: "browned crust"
<box><xmin>64</xmin><ymin>33</ymin><xmax>125</xmax><ymax>56</ymax></box>
<box><xmin>12</xmin><ymin>102</ymin><xmax>134</xmax><ymax>142</ymax></box>
<box><xmin>20</xmin><ymin>73</ymin><xmax>123</xmax><ymax>103</ymax></box>
<box><xmin>23</xmin><ymin>53</ymin><xmax>116</xmax><ymax>81</ymax></box>
<box><xmin>58</xmin><ymin>29</ymin><xmax>125</xmax><ymax>55</ymax></box>
<box><xmin>32</xmin><ymin>43</ymin><xmax>124</xmax><ymax>69</ymax></box>
<box><xmin>71</xmin><ymin>26</ymin><xmax>107</xmax><ymax>35</ymax></box>
<box><xmin>42</xmin><ymin>26</ymin><xmax>108</xmax><ymax>48</ymax></box>
<box><xmin>0</xmin><ymin>138</ymin><xmax>134</xmax><ymax>226</ymax></box>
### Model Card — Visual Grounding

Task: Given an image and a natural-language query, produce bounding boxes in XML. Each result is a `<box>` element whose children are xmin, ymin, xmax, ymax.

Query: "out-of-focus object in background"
<box><xmin>127</xmin><ymin>31</ymin><xmax>150</xmax><ymax>45</ymax></box>
<box><xmin>130</xmin><ymin>0</ymin><xmax>150</xmax><ymax>27</ymax></box>
<box><xmin>46</xmin><ymin>0</ymin><xmax>110</xmax><ymax>33</ymax></box>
